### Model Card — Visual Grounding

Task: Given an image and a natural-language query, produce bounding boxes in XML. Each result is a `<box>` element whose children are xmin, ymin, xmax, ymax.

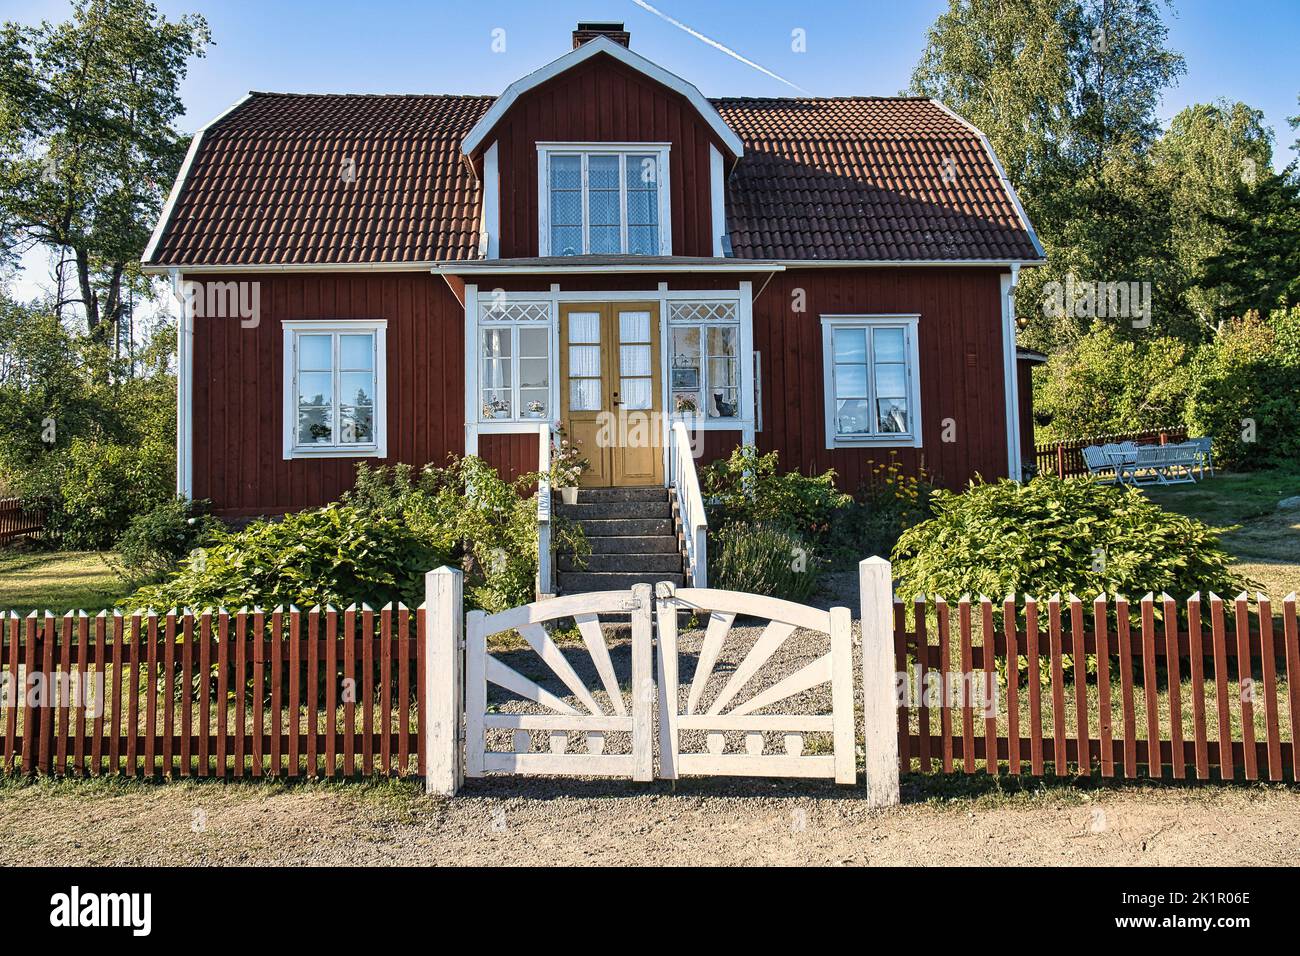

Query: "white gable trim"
<box><xmin>143</xmin><ymin>93</ymin><xmax>254</xmax><ymax>265</ymax></box>
<box><xmin>927</xmin><ymin>99</ymin><xmax>1046</xmax><ymax>260</ymax></box>
<box><xmin>462</xmin><ymin>36</ymin><xmax>744</xmax><ymax>158</ymax></box>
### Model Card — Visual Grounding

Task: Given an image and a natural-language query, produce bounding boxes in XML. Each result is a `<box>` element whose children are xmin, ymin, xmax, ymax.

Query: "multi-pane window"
<box><xmin>479</xmin><ymin>301</ymin><xmax>551</xmax><ymax>421</ymax></box>
<box><xmin>542</xmin><ymin>146</ymin><xmax>669</xmax><ymax>256</ymax></box>
<box><xmin>283</xmin><ymin>321</ymin><xmax>386</xmax><ymax>457</ymax></box>
<box><xmin>820</xmin><ymin>316</ymin><xmax>921</xmax><ymax>446</ymax></box>
<box><xmin>669</xmin><ymin>301</ymin><xmax>740</xmax><ymax>419</ymax></box>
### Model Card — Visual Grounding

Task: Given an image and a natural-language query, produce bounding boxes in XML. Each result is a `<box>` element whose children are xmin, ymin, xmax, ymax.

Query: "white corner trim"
<box><xmin>462</xmin><ymin>36</ymin><xmax>744</xmax><ymax>157</ymax></box>
<box><xmin>927</xmin><ymin>99</ymin><xmax>1046</xmax><ymax>260</ymax></box>
<box><xmin>281</xmin><ymin>320</ymin><xmax>388</xmax><ymax>460</ymax></box>
<box><xmin>819</xmin><ymin>314</ymin><xmax>923</xmax><ymax>451</ymax></box>
<box><xmin>481</xmin><ymin>142</ymin><xmax>500</xmax><ymax>259</ymax></box>
<box><xmin>1001</xmin><ymin>268</ymin><xmax>1024</xmax><ymax>481</ymax></box>
<box><xmin>710</xmin><ymin>144</ymin><xmax>726</xmax><ymax>257</ymax></box>
<box><xmin>143</xmin><ymin>93</ymin><xmax>254</xmax><ymax>265</ymax></box>
<box><xmin>464</xmin><ymin>284</ymin><xmax>479</xmax><ymax>456</ymax></box>
<box><xmin>171</xmin><ymin>269</ymin><xmax>193</xmax><ymax>498</ymax></box>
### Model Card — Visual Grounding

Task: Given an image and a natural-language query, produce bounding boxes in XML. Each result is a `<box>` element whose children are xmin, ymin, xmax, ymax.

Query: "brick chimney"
<box><xmin>572</xmin><ymin>21</ymin><xmax>631</xmax><ymax>49</ymax></box>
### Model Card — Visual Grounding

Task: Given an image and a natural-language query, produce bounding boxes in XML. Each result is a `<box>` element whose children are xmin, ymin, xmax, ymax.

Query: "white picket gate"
<box><xmin>423</xmin><ymin>558</ymin><xmax>900</xmax><ymax>804</ymax></box>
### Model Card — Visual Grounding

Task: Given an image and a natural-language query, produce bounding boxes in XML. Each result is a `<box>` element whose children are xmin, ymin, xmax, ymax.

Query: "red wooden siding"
<box><xmin>1017</xmin><ymin>358</ymin><xmax>1036</xmax><ymax>468</ymax></box>
<box><xmin>488</xmin><ymin>52</ymin><xmax>724</xmax><ymax>259</ymax></box>
<box><xmin>190</xmin><ymin>273</ymin><xmax>464</xmax><ymax>516</ymax></box>
<box><xmin>479</xmin><ymin>433</ymin><xmax>540</xmax><ymax>484</ymax></box>
<box><xmin>752</xmin><ymin>268</ymin><xmax>1010</xmax><ymax>491</ymax></box>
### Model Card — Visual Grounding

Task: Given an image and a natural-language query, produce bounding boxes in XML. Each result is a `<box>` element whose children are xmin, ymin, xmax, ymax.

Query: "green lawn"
<box><xmin>1143</xmin><ymin>467</ymin><xmax>1300</xmax><ymax>598</ymax></box>
<box><xmin>0</xmin><ymin>550</ymin><xmax>130</xmax><ymax>615</ymax></box>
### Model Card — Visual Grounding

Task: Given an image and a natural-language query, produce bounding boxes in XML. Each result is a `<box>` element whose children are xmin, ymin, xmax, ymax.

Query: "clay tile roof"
<box><xmin>148</xmin><ymin>92</ymin><xmax>494</xmax><ymax>266</ymax></box>
<box><xmin>146</xmin><ymin>92</ymin><xmax>1041</xmax><ymax>267</ymax></box>
<box><xmin>711</xmin><ymin>97</ymin><xmax>1041</xmax><ymax>261</ymax></box>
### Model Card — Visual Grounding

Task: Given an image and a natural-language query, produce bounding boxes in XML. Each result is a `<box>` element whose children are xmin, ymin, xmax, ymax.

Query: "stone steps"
<box><xmin>555</xmin><ymin>485</ymin><xmax>685</xmax><ymax>594</ymax></box>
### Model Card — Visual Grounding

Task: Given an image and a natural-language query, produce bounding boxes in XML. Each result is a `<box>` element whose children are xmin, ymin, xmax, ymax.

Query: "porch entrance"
<box><xmin>559</xmin><ymin>301</ymin><xmax>663</xmax><ymax>487</ymax></box>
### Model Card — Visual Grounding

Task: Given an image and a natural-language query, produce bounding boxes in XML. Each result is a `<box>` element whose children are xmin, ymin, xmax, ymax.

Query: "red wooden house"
<box><xmin>142</xmin><ymin>22</ymin><xmax>1043</xmax><ymax>592</ymax></box>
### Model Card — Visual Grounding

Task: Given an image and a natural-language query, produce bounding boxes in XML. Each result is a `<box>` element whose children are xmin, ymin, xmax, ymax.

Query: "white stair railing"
<box><xmin>670</xmin><ymin>420</ymin><xmax>708</xmax><ymax>587</ymax></box>
<box><xmin>536</xmin><ymin>421</ymin><xmax>555</xmax><ymax>598</ymax></box>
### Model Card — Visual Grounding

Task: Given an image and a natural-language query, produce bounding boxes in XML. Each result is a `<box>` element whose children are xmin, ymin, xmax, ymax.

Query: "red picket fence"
<box><xmin>0</xmin><ymin>605</ymin><xmax>425</xmax><ymax>778</ymax></box>
<box><xmin>894</xmin><ymin>592</ymin><xmax>1300</xmax><ymax>781</ymax></box>
<box><xmin>0</xmin><ymin>498</ymin><xmax>44</xmax><ymax>544</ymax></box>
<box><xmin>1034</xmin><ymin>426</ymin><xmax>1189</xmax><ymax>479</ymax></box>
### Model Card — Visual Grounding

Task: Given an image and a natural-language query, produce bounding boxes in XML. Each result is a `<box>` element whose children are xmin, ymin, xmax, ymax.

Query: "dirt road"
<box><xmin>1</xmin><ymin>777</ymin><xmax>1295</xmax><ymax>866</ymax></box>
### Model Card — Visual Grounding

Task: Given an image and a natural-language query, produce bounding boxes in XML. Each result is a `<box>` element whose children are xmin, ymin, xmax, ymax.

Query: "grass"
<box><xmin>0</xmin><ymin>550</ymin><xmax>130</xmax><ymax>615</ymax></box>
<box><xmin>1142</xmin><ymin>467</ymin><xmax>1300</xmax><ymax>598</ymax></box>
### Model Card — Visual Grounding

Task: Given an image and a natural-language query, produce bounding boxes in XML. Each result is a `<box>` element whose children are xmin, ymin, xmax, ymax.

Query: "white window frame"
<box><xmin>667</xmin><ymin>300</ymin><xmax>743</xmax><ymax>422</ymax></box>
<box><xmin>282</xmin><ymin>320</ymin><xmax>388</xmax><ymax>459</ymax></box>
<box><xmin>537</xmin><ymin>143</ymin><xmax>672</xmax><ymax>256</ymax></box>
<box><xmin>820</xmin><ymin>314</ymin><xmax>922</xmax><ymax>449</ymax></box>
<box><xmin>475</xmin><ymin>299</ymin><xmax>555</xmax><ymax>425</ymax></box>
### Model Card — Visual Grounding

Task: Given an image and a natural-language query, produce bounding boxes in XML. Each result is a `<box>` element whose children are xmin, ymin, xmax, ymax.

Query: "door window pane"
<box><xmin>570</xmin><ymin>378</ymin><xmax>601</xmax><ymax>411</ymax></box>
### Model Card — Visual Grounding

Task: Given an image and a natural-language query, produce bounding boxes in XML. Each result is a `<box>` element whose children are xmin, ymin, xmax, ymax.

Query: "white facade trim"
<box><xmin>281</xmin><ymin>319</ymin><xmax>389</xmax><ymax>460</ymax></box>
<box><xmin>926</xmin><ymin>99</ymin><xmax>1046</xmax><ymax>259</ymax></box>
<box><xmin>710</xmin><ymin>144</ymin><xmax>726</xmax><ymax>257</ymax></box>
<box><xmin>464</xmin><ymin>284</ymin><xmax>479</xmax><ymax>455</ymax></box>
<box><xmin>143</xmin><ymin>93</ymin><xmax>253</xmax><ymax>266</ymax></box>
<box><xmin>481</xmin><ymin>141</ymin><xmax>500</xmax><ymax>258</ymax></box>
<box><xmin>819</xmin><ymin>314</ymin><xmax>924</xmax><ymax>451</ymax></box>
<box><xmin>536</xmin><ymin>143</ymin><xmax>673</xmax><ymax>257</ymax></box>
<box><xmin>171</xmin><ymin>269</ymin><xmax>193</xmax><ymax>498</ymax></box>
<box><xmin>432</xmin><ymin>262</ymin><xmax>778</xmax><ymax>276</ymax></box>
<box><xmin>462</xmin><ymin>36</ymin><xmax>745</xmax><ymax>157</ymax></box>
<box><xmin>1001</xmin><ymin>267</ymin><xmax>1024</xmax><ymax>480</ymax></box>
<box><xmin>142</xmin><ymin>261</ymin><xmax>445</xmax><ymax>275</ymax></box>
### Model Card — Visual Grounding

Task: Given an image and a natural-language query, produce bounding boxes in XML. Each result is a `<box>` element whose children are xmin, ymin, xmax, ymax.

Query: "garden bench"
<box><xmin>1119</xmin><ymin>442</ymin><xmax>1200</xmax><ymax>485</ymax></box>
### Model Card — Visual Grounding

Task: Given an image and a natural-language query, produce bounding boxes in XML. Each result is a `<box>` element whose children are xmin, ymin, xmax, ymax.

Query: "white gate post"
<box><xmin>424</xmin><ymin>566</ymin><xmax>464</xmax><ymax>796</ymax></box>
<box><xmin>859</xmin><ymin>557</ymin><xmax>901</xmax><ymax>807</ymax></box>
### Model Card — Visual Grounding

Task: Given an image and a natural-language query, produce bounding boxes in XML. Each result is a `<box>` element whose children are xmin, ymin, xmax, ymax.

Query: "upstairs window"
<box><xmin>820</xmin><ymin>315</ymin><xmax>922</xmax><ymax>448</ymax></box>
<box><xmin>282</xmin><ymin>320</ymin><xmax>387</xmax><ymax>458</ymax></box>
<box><xmin>539</xmin><ymin>145</ymin><xmax>670</xmax><ymax>256</ymax></box>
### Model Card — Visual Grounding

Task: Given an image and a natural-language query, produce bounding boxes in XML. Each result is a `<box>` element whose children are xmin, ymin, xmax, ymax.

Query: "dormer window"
<box><xmin>538</xmin><ymin>144</ymin><xmax>671</xmax><ymax>256</ymax></box>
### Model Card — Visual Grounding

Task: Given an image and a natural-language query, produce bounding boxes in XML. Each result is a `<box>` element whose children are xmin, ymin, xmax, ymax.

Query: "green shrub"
<box><xmin>710</xmin><ymin>523</ymin><xmax>820</xmax><ymax>602</ymax></box>
<box><xmin>700</xmin><ymin>445</ymin><xmax>851</xmax><ymax>543</ymax></box>
<box><xmin>28</xmin><ymin>437</ymin><xmax>174</xmax><ymax>550</ymax></box>
<box><xmin>830</xmin><ymin>455</ymin><xmax>937</xmax><ymax>560</ymax></box>
<box><xmin>124</xmin><ymin>502</ymin><xmax>452</xmax><ymax>612</ymax></box>
<box><xmin>1185</xmin><ymin>306</ymin><xmax>1300</xmax><ymax>469</ymax></box>
<box><xmin>892</xmin><ymin>475</ymin><xmax>1246</xmax><ymax>602</ymax></box>
<box><xmin>114</xmin><ymin>497</ymin><xmax>220</xmax><ymax>583</ymax></box>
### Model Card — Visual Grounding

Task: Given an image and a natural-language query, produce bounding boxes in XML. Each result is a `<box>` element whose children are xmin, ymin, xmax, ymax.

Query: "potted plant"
<box><xmin>674</xmin><ymin>393</ymin><xmax>699</xmax><ymax>415</ymax></box>
<box><xmin>526</xmin><ymin>399</ymin><xmax>546</xmax><ymax>418</ymax></box>
<box><xmin>551</xmin><ymin>427</ymin><xmax>588</xmax><ymax>505</ymax></box>
<box><xmin>482</xmin><ymin>397</ymin><xmax>510</xmax><ymax>420</ymax></box>
<box><xmin>309</xmin><ymin>423</ymin><xmax>332</xmax><ymax>443</ymax></box>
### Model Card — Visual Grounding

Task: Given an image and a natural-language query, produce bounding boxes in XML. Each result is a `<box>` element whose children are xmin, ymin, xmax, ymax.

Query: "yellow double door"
<box><xmin>559</xmin><ymin>302</ymin><xmax>664</xmax><ymax>488</ymax></box>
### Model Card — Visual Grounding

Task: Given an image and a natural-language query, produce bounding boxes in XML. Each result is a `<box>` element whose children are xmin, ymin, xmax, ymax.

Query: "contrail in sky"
<box><xmin>629</xmin><ymin>0</ymin><xmax>811</xmax><ymax>94</ymax></box>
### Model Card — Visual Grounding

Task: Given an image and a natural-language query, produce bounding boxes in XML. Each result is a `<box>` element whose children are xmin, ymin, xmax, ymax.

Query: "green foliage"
<box><xmin>125</xmin><ymin>502</ymin><xmax>451</xmax><ymax>613</ymax></box>
<box><xmin>1185</xmin><ymin>306</ymin><xmax>1300</xmax><ymax>469</ymax></box>
<box><xmin>710</xmin><ymin>523</ymin><xmax>820</xmax><ymax>603</ymax></box>
<box><xmin>344</xmin><ymin>457</ymin><xmax>587</xmax><ymax>613</ymax></box>
<box><xmin>892</xmin><ymin>476</ymin><xmax>1246</xmax><ymax>602</ymax></box>
<box><xmin>1032</xmin><ymin>323</ymin><xmax>1190</xmax><ymax>440</ymax></box>
<box><xmin>831</xmin><ymin>455</ymin><xmax>938</xmax><ymax>560</ymax></box>
<box><xmin>700</xmin><ymin>445</ymin><xmax>851</xmax><ymax>543</ymax></box>
<box><xmin>0</xmin><ymin>0</ymin><xmax>210</xmax><ymax>340</ymax></box>
<box><xmin>113</xmin><ymin>496</ymin><xmax>219</xmax><ymax>583</ymax></box>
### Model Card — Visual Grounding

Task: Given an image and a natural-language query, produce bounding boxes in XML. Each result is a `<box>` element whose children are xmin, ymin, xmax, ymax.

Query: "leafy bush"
<box><xmin>345</xmin><ymin>456</ymin><xmax>587</xmax><ymax>613</ymax></box>
<box><xmin>1185</xmin><ymin>306</ymin><xmax>1300</xmax><ymax>469</ymax></box>
<box><xmin>710</xmin><ymin>523</ymin><xmax>820</xmax><ymax>603</ymax></box>
<box><xmin>1032</xmin><ymin>323</ymin><xmax>1192</xmax><ymax>442</ymax></box>
<box><xmin>125</xmin><ymin>502</ymin><xmax>451</xmax><ymax>612</ymax></box>
<box><xmin>700</xmin><ymin>445</ymin><xmax>851</xmax><ymax>543</ymax></box>
<box><xmin>892</xmin><ymin>476</ymin><xmax>1246</xmax><ymax>602</ymax></box>
<box><xmin>831</xmin><ymin>455</ymin><xmax>937</xmax><ymax>559</ymax></box>
<box><xmin>114</xmin><ymin>497</ymin><xmax>220</xmax><ymax>583</ymax></box>
<box><xmin>26</xmin><ymin>437</ymin><xmax>174</xmax><ymax>550</ymax></box>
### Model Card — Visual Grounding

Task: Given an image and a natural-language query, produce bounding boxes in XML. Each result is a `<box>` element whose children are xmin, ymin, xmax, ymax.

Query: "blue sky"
<box><xmin>4</xmin><ymin>0</ymin><xmax>1298</xmax><ymax>298</ymax></box>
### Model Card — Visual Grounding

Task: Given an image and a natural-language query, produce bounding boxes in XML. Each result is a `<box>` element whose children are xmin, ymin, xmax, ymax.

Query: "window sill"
<box><xmin>826</xmin><ymin>434</ymin><xmax>922</xmax><ymax>450</ymax></box>
<box><xmin>286</xmin><ymin>445</ymin><xmax>384</xmax><ymax>460</ymax></box>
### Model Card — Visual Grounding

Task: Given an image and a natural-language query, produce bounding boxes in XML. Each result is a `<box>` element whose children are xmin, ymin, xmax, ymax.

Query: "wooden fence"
<box><xmin>0</xmin><ymin>498</ymin><xmax>44</xmax><ymax>545</ymax></box>
<box><xmin>894</xmin><ymin>592</ymin><xmax>1300</xmax><ymax>781</ymax></box>
<box><xmin>0</xmin><ymin>605</ymin><xmax>425</xmax><ymax>778</ymax></box>
<box><xmin>1033</xmin><ymin>426</ymin><xmax>1188</xmax><ymax>479</ymax></box>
